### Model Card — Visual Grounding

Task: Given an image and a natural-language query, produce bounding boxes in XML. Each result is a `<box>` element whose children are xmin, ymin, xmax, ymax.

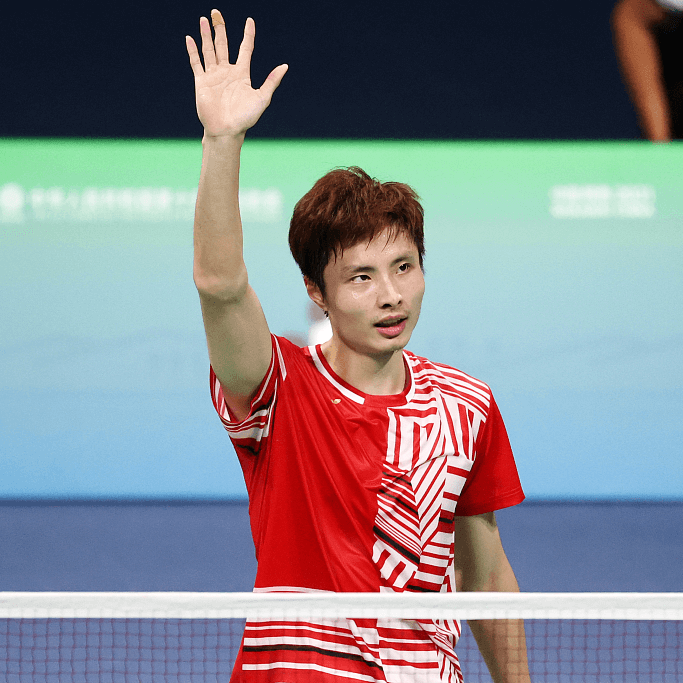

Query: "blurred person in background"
<box><xmin>612</xmin><ymin>0</ymin><xmax>683</xmax><ymax>141</ymax></box>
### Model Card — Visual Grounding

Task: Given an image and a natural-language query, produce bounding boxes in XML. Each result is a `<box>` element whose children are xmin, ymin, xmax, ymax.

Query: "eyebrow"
<box><xmin>343</xmin><ymin>253</ymin><xmax>416</xmax><ymax>276</ymax></box>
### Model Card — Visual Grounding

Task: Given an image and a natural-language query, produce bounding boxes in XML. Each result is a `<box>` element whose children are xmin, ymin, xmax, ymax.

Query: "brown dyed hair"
<box><xmin>288</xmin><ymin>167</ymin><xmax>425</xmax><ymax>295</ymax></box>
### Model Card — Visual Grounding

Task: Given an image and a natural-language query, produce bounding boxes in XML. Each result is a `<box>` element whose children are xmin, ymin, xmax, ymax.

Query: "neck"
<box><xmin>320</xmin><ymin>339</ymin><xmax>406</xmax><ymax>395</ymax></box>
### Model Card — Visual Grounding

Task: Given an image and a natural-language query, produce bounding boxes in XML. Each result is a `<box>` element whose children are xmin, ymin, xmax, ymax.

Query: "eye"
<box><xmin>351</xmin><ymin>273</ymin><xmax>370</xmax><ymax>283</ymax></box>
<box><xmin>398</xmin><ymin>262</ymin><xmax>411</xmax><ymax>272</ymax></box>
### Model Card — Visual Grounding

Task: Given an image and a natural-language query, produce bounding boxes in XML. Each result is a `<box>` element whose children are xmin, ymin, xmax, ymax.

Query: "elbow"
<box><xmin>193</xmin><ymin>263</ymin><xmax>249</xmax><ymax>302</ymax></box>
<box><xmin>459</xmin><ymin>555</ymin><xmax>521</xmax><ymax>593</ymax></box>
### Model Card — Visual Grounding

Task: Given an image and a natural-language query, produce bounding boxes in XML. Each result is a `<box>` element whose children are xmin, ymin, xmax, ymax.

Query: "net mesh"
<box><xmin>2</xmin><ymin>618</ymin><xmax>244</xmax><ymax>681</ymax></box>
<box><xmin>1</xmin><ymin>592</ymin><xmax>682</xmax><ymax>682</ymax></box>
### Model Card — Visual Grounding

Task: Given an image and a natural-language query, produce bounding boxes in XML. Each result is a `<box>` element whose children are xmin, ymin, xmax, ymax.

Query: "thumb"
<box><xmin>259</xmin><ymin>64</ymin><xmax>289</xmax><ymax>102</ymax></box>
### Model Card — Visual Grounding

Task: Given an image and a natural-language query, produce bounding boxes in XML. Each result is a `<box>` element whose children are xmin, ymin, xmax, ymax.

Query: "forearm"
<box><xmin>184</xmin><ymin>11</ymin><xmax>284</xmax><ymax>413</ymax></box>
<box><xmin>193</xmin><ymin>133</ymin><xmax>249</xmax><ymax>298</ymax></box>
<box><xmin>611</xmin><ymin>0</ymin><xmax>671</xmax><ymax>140</ymax></box>
<box><xmin>468</xmin><ymin>617</ymin><xmax>529</xmax><ymax>683</ymax></box>
<box><xmin>463</xmin><ymin>559</ymin><xmax>531</xmax><ymax>683</ymax></box>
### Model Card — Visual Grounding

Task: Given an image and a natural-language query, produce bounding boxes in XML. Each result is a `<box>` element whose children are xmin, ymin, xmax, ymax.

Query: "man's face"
<box><xmin>310</xmin><ymin>228</ymin><xmax>425</xmax><ymax>358</ymax></box>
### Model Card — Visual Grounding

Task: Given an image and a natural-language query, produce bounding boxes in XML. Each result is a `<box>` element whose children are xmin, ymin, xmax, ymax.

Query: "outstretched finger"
<box><xmin>258</xmin><ymin>63</ymin><xmax>289</xmax><ymax>103</ymax></box>
<box><xmin>185</xmin><ymin>36</ymin><xmax>204</xmax><ymax>77</ymax></box>
<box><xmin>199</xmin><ymin>15</ymin><xmax>217</xmax><ymax>69</ymax></box>
<box><xmin>211</xmin><ymin>9</ymin><xmax>229</xmax><ymax>64</ymax></box>
<box><xmin>236</xmin><ymin>17</ymin><xmax>255</xmax><ymax>68</ymax></box>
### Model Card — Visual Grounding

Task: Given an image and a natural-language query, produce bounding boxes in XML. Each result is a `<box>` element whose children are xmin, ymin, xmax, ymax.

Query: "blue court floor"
<box><xmin>0</xmin><ymin>500</ymin><xmax>681</xmax><ymax>592</ymax></box>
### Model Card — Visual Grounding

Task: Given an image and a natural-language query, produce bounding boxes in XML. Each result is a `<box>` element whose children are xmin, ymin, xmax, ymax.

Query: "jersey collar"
<box><xmin>308</xmin><ymin>344</ymin><xmax>415</xmax><ymax>407</ymax></box>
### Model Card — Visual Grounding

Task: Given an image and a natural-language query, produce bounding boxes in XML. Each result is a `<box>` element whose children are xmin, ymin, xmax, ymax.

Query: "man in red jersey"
<box><xmin>186</xmin><ymin>10</ymin><xmax>530</xmax><ymax>683</ymax></box>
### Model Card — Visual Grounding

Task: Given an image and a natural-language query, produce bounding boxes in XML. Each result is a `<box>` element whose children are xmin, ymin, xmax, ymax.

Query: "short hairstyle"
<box><xmin>288</xmin><ymin>167</ymin><xmax>425</xmax><ymax>295</ymax></box>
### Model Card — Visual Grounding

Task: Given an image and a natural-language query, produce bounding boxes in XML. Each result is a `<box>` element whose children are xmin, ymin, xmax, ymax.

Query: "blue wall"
<box><xmin>1</xmin><ymin>140</ymin><xmax>681</xmax><ymax>500</ymax></box>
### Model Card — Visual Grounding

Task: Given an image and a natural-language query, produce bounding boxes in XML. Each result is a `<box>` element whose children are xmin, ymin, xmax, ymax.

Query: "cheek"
<box><xmin>350</xmin><ymin>287</ymin><xmax>373</xmax><ymax>302</ymax></box>
<box><xmin>334</xmin><ymin>284</ymin><xmax>375</xmax><ymax>306</ymax></box>
<box><xmin>331</xmin><ymin>292</ymin><xmax>375</xmax><ymax>330</ymax></box>
<box><xmin>409</xmin><ymin>275</ymin><xmax>426</xmax><ymax>304</ymax></box>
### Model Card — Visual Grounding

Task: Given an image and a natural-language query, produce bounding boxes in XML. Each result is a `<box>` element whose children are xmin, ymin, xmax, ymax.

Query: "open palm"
<box><xmin>186</xmin><ymin>11</ymin><xmax>287</xmax><ymax>137</ymax></box>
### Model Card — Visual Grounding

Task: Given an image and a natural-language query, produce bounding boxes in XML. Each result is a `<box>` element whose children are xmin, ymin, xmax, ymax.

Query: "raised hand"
<box><xmin>185</xmin><ymin>10</ymin><xmax>288</xmax><ymax>138</ymax></box>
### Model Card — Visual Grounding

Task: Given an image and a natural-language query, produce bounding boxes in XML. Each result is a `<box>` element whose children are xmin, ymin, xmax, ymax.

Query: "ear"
<box><xmin>304</xmin><ymin>276</ymin><xmax>326</xmax><ymax>313</ymax></box>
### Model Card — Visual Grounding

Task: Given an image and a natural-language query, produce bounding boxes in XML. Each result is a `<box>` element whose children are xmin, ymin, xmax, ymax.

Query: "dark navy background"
<box><xmin>3</xmin><ymin>0</ymin><xmax>638</xmax><ymax>140</ymax></box>
<box><xmin>1</xmin><ymin>501</ymin><xmax>680</xmax><ymax>591</ymax></box>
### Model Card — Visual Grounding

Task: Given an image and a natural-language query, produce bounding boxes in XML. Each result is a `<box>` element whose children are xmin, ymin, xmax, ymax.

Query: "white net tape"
<box><xmin>2</xmin><ymin>591</ymin><xmax>682</xmax><ymax>620</ymax></box>
<box><xmin>2</xmin><ymin>592</ymin><xmax>682</xmax><ymax>682</ymax></box>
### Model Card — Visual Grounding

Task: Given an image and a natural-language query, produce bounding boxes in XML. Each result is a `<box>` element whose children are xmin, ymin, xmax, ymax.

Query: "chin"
<box><xmin>376</xmin><ymin>332</ymin><xmax>412</xmax><ymax>354</ymax></box>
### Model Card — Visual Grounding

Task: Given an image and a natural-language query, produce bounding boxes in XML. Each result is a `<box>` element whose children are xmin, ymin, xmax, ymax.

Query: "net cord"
<box><xmin>1</xmin><ymin>592</ymin><xmax>682</xmax><ymax>620</ymax></box>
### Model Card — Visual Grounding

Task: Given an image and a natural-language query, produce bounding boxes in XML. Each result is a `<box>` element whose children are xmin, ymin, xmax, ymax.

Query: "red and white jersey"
<box><xmin>211</xmin><ymin>335</ymin><xmax>524</xmax><ymax>682</ymax></box>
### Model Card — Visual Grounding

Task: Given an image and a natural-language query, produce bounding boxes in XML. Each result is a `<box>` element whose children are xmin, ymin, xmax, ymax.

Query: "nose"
<box><xmin>377</xmin><ymin>273</ymin><xmax>402</xmax><ymax>308</ymax></box>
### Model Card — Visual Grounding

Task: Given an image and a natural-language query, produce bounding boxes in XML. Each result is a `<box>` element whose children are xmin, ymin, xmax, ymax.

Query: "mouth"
<box><xmin>374</xmin><ymin>316</ymin><xmax>408</xmax><ymax>338</ymax></box>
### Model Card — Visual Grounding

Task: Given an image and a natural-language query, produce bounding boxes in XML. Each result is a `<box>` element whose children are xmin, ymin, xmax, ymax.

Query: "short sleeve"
<box><xmin>210</xmin><ymin>335</ymin><xmax>284</xmax><ymax>456</ymax></box>
<box><xmin>455</xmin><ymin>395</ymin><xmax>525</xmax><ymax>516</ymax></box>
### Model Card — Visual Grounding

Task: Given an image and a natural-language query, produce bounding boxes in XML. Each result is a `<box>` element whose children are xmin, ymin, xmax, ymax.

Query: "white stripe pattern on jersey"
<box><xmin>370</xmin><ymin>353</ymin><xmax>492</xmax><ymax>679</ymax></box>
<box><xmin>223</xmin><ymin>345</ymin><xmax>493</xmax><ymax>682</ymax></box>
<box><xmin>212</xmin><ymin>337</ymin><xmax>286</xmax><ymax>450</ymax></box>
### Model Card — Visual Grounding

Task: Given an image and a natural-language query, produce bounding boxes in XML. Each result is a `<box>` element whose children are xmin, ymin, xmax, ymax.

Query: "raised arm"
<box><xmin>186</xmin><ymin>10</ymin><xmax>287</xmax><ymax>420</ymax></box>
<box><xmin>611</xmin><ymin>0</ymin><xmax>671</xmax><ymax>141</ymax></box>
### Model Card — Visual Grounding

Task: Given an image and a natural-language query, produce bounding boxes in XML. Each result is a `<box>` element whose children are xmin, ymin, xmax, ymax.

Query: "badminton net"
<box><xmin>1</xmin><ymin>591</ymin><xmax>682</xmax><ymax>682</ymax></box>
